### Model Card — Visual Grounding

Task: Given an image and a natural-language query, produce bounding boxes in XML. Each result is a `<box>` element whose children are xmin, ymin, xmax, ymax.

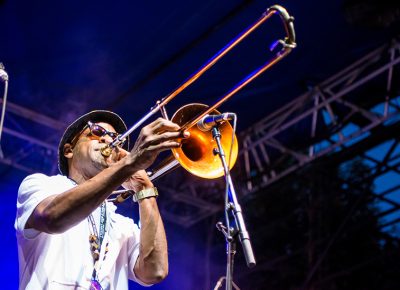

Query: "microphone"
<box><xmin>197</xmin><ymin>112</ymin><xmax>235</xmax><ymax>132</ymax></box>
<box><xmin>0</xmin><ymin>63</ymin><xmax>8</xmax><ymax>82</ymax></box>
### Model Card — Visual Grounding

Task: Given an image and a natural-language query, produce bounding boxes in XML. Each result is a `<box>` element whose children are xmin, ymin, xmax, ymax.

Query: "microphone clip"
<box><xmin>197</xmin><ymin>112</ymin><xmax>235</xmax><ymax>132</ymax></box>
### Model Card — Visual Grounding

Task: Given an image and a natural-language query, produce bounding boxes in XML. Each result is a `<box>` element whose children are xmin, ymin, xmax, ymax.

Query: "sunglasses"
<box><xmin>70</xmin><ymin>121</ymin><xmax>125</xmax><ymax>148</ymax></box>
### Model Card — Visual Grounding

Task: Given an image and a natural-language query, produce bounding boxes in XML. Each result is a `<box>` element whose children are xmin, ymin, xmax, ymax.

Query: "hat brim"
<box><xmin>58</xmin><ymin>110</ymin><xmax>129</xmax><ymax>176</ymax></box>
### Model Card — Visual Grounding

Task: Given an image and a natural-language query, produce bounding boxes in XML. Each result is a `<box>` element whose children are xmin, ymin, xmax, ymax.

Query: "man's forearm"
<box><xmin>28</xmin><ymin>158</ymin><xmax>138</xmax><ymax>234</ymax></box>
<box><xmin>134</xmin><ymin>197</ymin><xmax>168</xmax><ymax>284</ymax></box>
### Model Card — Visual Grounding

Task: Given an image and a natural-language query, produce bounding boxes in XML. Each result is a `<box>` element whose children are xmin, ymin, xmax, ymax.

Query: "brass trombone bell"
<box><xmin>170</xmin><ymin>103</ymin><xmax>238</xmax><ymax>179</ymax></box>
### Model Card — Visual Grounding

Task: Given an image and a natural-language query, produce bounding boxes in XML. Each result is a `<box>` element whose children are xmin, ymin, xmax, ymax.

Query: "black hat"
<box><xmin>58</xmin><ymin>110</ymin><xmax>129</xmax><ymax>176</ymax></box>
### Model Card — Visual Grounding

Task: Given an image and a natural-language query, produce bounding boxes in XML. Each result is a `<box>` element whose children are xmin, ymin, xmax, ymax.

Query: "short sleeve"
<box><xmin>15</xmin><ymin>174</ymin><xmax>62</xmax><ymax>239</ymax></box>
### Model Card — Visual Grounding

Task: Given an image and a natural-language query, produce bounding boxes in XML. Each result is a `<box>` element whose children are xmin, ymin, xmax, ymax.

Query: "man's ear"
<box><xmin>63</xmin><ymin>143</ymin><xmax>74</xmax><ymax>159</ymax></box>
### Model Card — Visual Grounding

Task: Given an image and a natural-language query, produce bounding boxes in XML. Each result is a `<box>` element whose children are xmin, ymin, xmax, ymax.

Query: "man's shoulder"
<box><xmin>18</xmin><ymin>173</ymin><xmax>70</xmax><ymax>195</ymax></box>
<box><xmin>21</xmin><ymin>173</ymin><xmax>67</xmax><ymax>184</ymax></box>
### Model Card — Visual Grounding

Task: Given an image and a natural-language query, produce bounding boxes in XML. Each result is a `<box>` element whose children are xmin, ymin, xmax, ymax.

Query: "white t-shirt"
<box><xmin>15</xmin><ymin>173</ymin><xmax>150</xmax><ymax>290</ymax></box>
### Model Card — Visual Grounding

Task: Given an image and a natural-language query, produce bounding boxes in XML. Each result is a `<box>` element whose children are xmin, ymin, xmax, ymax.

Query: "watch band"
<box><xmin>132</xmin><ymin>187</ymin><xmax>158</xmax><ymax>202</ymax></box>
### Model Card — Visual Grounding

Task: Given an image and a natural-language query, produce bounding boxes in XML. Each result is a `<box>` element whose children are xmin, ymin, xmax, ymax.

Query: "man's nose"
<box><xmin>99</xmin><ymin>134</ymin><xmax>113</xmax><ymax>144</ymax></box>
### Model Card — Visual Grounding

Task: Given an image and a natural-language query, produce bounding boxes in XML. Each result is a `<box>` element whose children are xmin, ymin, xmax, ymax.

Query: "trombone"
<box><xmin>105</xmin><ymin>5</ymin><xmax>296</xmax><ymax>202</ymax></box>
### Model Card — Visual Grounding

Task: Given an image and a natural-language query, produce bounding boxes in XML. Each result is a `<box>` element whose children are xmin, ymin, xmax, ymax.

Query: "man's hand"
<box><xmin>127</xmin><ymin>118</ymin><xmax>189</xmax><ymax>171</ymax></box>
<box><xmin>109</xmin><ymin>148</ymin><xmax>153</xmax><ymax>192</ymax></box>
<box><xmin>122</xmin><ymin>169</ymin><xmax>153</xmax><ymax>192</ymax></box>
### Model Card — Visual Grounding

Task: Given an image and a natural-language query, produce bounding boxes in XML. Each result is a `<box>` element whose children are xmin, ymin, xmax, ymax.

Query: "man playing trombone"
<box><xmin>15</xmin><ymin>110</ymin><xmax>189</xmax><ymax>289</ymax></box>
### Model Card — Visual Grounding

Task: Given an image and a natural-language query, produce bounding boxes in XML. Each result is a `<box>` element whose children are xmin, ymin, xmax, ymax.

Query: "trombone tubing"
<box><xmin>110</xmin><ymin>5</ymin><xmax>296</xmax><ymax>148</ymax></box>
<box><xmin>182</xmin><ymin>49</ymin><xmax>293</xmax><ymax>131</ymax></box>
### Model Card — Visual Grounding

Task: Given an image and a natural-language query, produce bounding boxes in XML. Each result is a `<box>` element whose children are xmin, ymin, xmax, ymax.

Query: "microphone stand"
<box><xmin>211</xmin><ymin>126</ymin><xmax>256</xmax><ymax>290</ymax></box>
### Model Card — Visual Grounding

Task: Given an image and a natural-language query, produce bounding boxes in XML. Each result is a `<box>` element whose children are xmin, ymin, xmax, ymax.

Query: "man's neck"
<box><xmin>68</xmin><ymin>170</ymin><xmax>87</xmax><ymax>185</ymax></box>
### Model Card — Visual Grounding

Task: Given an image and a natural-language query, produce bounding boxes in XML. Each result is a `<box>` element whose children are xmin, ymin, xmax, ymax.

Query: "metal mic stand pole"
<box><xmin>211</xmin><ymin>126</ymin><xmax>256</xmax><ymax>290</ymax></box>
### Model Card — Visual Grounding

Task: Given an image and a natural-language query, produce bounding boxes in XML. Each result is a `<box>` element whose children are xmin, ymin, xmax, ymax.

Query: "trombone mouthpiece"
<box><xmin>100</xmin><ymin>145</ymin><xmax>113</xmax><ymax>157</ymax></box>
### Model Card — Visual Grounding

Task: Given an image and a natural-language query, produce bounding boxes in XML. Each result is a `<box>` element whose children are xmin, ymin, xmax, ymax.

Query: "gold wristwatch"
<box><xmin>132</xmin><ymin>187</ymin><xmax>158</xmax><ymax>202</ymax></box>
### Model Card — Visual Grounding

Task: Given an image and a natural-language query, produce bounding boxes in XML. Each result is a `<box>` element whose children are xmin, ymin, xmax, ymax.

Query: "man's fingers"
<box><xmin>147</xmin><ymin>141</ymin><xmax>181</xmax><ymax>153</ymax></box>
<box><xmin>129</xmin><ymin>118</ymin><xmax>191</xmax><ymax>170</ymax></box>
<box><xmin>116</xmin><ymin>147</ymin><xmax>129</xmax><ymax>155</ymax></box>
<box><xmin>114</xmin><ymin>147</ymin><xmax>130</xmax><ymax>161</ymax></box>
<box><xmin>146</xmin><ymin>117</ymin><xmax>180</xmax><ymax>133</ymax></box>
<box><xmin>143</xmin><ymin>131</ymin><xmax>183</xmax><ymax>147</ymax></box>
<box><xmin>182</xmin><ymin>130</ymin><xmax>190</xmax><ymax>138</ymax></box>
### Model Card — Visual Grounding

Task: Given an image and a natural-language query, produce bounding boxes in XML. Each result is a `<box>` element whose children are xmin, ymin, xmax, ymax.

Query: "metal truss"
<box><xmin>359</xmin><ymin>138</ymin><xmax>400</xmax><ymax>231</ymax></box>
<box><xmin>240</xmin><ymin>38</ymin><xmax>400</xmax><ymax>195</ymax></box>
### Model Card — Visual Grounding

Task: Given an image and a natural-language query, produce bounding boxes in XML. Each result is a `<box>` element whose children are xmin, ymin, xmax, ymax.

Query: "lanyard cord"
<box><xmin>88</xmin><ymin>203</ymin><xmax>107</xmax><ymax>282</ymax></box>
<box><xmin>88</xmin><ymin>203</ymin><xmax>107</xmax><ymax>245</ymax></box>
<box><xmin>67</xmin><ymin>179</ymin><xmax>108</xmax><ymax>287</ymax></box>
